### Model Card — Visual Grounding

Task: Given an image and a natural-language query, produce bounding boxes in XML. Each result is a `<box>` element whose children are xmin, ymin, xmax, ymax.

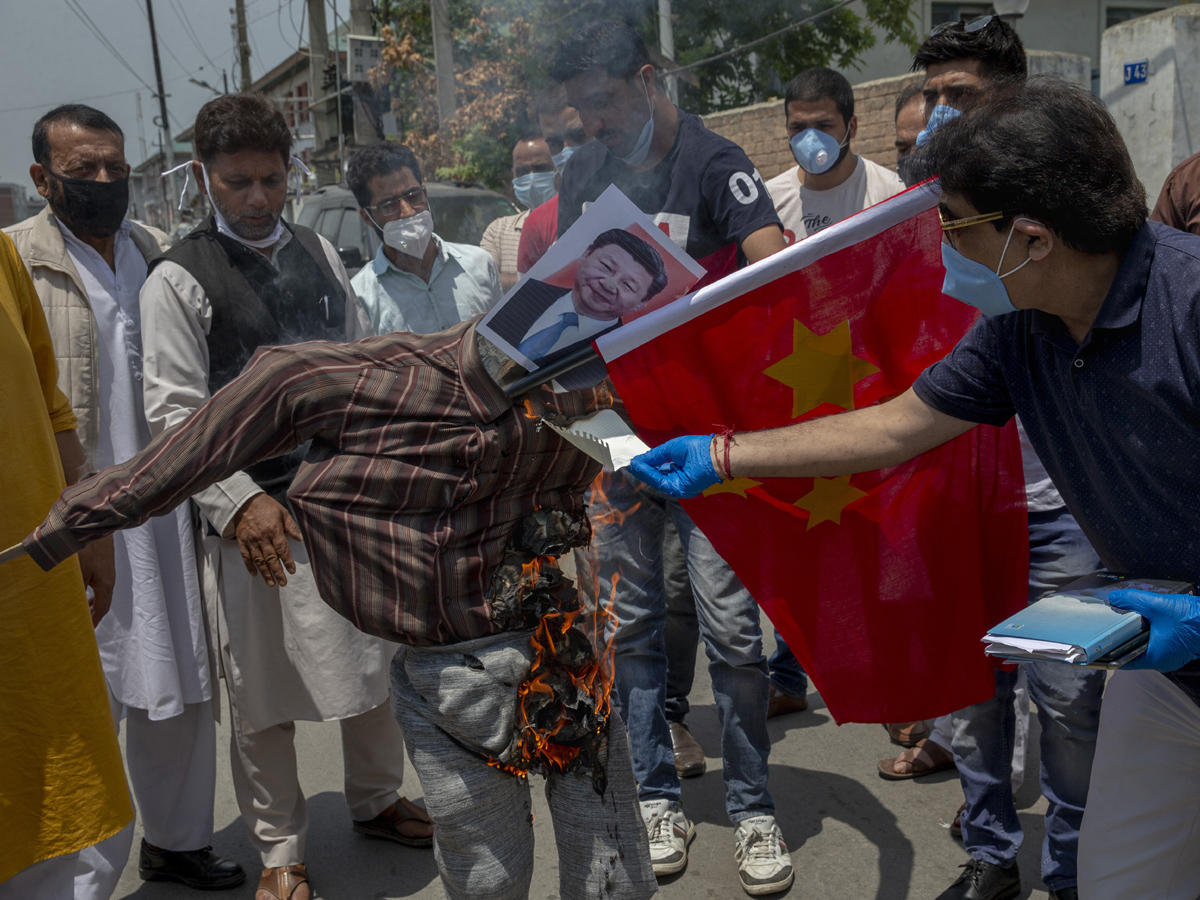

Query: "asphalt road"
<box><xmin>112</xmin><ymin>631</ymin><xmax>1053</xmax><ymax>900</ymax></box>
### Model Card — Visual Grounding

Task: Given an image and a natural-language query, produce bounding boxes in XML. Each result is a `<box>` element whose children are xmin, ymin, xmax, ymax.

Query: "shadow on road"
<box><xmin>678</xmin><ymin>757</ymin><xmax>916</xmax><ymax>899</ymax></box>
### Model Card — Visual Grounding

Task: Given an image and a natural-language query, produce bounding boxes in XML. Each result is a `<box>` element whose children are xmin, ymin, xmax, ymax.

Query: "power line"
<box><xmin>62</xmin><ymin>0</ymin><xmax>157</xmax><ymax>93</ymax></box>
<box><xmin>169</xmin><ymin>0</ymin><xmax>222</xmax><ymax>71</ymax></box>
<box><xmin>0</xmin><ymin>87</ymin><xmax>144</xmax><ymax>116</ymax></box>
<box><xmin>662</xmin><ymin>0</ymin><xmax>857</xmax><ymax>76</ymax></box>
<box><xmin>0</xmin><ymin>69</ymin><xmax>191</xmax><ymax>117</ymax></box>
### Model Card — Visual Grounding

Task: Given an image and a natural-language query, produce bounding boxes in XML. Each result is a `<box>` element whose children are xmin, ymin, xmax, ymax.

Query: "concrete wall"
<box><xmin>701</xmin><ymin>50</ymin><xmax>1089</xmax><ymax>180</ymax></box>
<box><xmin>1102</xmin><ymin>4</ymin><xmax>1200</xmax><ymax>203</ymax></box>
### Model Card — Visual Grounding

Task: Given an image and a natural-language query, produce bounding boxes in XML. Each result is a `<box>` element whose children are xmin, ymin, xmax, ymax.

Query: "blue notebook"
<box><xmin>983</xmin><ymin>574</ymin><xmax>1192</xmax><ymax>666</ymax></box>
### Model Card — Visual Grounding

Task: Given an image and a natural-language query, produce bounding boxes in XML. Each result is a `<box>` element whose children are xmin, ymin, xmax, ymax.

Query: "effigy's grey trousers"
<box><xmin>390</xmin><ymin>631</ymin><xmax>657</xmax><ymax>900</ymax></box>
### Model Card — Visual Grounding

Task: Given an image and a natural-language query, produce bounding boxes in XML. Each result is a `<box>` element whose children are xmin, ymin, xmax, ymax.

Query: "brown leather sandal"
<box><xmin>877</xmin><ymin>738</ymin><xmax>957</xmax><ymax>780</ymax></box>
<box><xmin>352</xmin><ymin>796</ymin><xmax>435</xmax><ymax>847</ymax></box>
<box><xmin>884</xmin><ymin>720</ymin><xmax>931</xmax><ymax>747</ymax></box>
<box><xmin>256</xmin><ymin>864</ymin><xmax>310</xmax><ymax>900</ymax></box>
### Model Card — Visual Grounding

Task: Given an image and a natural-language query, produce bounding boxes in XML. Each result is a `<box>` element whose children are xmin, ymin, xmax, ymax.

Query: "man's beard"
<box><xmin>211</xmin><ymin>193</ymin><xmax>281</xmax><ymax>242</ymax></box>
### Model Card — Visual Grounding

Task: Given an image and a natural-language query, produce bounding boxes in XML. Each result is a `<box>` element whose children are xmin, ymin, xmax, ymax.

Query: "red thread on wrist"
<box><xmin>712</xmin><ymin>425</ymin><xmax>736</xmax><ymax>480</ymax></box>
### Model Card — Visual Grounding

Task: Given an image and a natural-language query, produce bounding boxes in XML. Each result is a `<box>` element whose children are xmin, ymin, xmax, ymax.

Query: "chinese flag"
<box><xmin>595</xmin><ymin>184</ymin><xmax>1028</xmax><ymax>724</ymax></box>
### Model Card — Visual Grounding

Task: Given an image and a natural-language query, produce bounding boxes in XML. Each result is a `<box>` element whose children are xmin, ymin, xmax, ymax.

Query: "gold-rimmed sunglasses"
<box><xmin>938</xmin><ymin>207</ymin><xmax>1021</xmax><ymax>232</ymax></box>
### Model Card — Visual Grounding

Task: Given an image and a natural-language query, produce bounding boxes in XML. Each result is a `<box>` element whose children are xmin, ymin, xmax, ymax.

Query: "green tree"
<box><xmin>372</xmin><ymin>0</ymin><xmax>919</xmax><ymax>189</ymax></box>
<box><xmin>668</xmin><ymin>0</ymin><xmax>920</xmax><ymax>114</ymax></box>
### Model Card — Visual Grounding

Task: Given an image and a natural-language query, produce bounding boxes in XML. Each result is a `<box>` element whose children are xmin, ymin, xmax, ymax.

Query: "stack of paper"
<box><xmin>982</xmin><ymin>574</ymin><xmax>1193</xmax><ymax>668</ymax></box>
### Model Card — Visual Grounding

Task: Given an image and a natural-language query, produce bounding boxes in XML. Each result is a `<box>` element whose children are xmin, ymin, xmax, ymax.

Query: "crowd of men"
<box><xmin>4</xmin><ymin>13</ymin><xmax>1200</xmax><ymax>900</ymax></box>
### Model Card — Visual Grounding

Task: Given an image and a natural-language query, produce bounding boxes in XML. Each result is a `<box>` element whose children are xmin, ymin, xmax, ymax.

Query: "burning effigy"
<box><xmin>486</xmin><ymin>508</ymin><xmax>615</xmax><ymax>794</ymax></box>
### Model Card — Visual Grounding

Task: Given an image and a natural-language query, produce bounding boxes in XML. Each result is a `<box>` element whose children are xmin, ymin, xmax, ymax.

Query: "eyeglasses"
<box><xmin>365</xmin><ymin>186</ymin><xmax>428</xmax><ymax>218</ymax></box>
<box><xmin>930</xmin><ymin>14</ymin><xmax>996</xmax><ymax>36</ymax></box>
<box><xmin>938</xmin><ymin>207</ymin><xmax>1020</xmax><ymax>232</ymax></box>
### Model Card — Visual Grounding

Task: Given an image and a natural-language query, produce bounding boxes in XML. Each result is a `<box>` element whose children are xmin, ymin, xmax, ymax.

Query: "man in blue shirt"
<box><xmin>630</xmin><ymin>78</ymin><xmax>1200</xmax><ymax>900</ymax></box>
<box><xmin>347</xmin><ymin>143</ymin><xmax>501</xmax><ymax>335</ymax></box>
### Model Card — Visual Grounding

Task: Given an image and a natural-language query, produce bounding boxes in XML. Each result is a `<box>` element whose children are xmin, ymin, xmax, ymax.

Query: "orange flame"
<box><xmin>485</xmin><ymin>475</ymin><xmax>628</xmax><ymax>781</ymax></box>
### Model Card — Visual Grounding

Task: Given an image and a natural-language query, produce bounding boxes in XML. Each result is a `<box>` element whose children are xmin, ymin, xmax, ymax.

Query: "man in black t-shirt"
<box><xmin>555</xmin><ymin>28</ymin><xmax>783</xmax><ymax>284</ymax></box>
<box><xmin>550</xmin><ymin>21</ymin><xmax>793</xmax><ymax>897</ymax></box>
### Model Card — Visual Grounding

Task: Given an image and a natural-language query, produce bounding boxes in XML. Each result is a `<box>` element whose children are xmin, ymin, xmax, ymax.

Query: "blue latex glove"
<box><xmin>1108</xmin><ymin>588</ymin><xmax>1200</xmax><ymax>672</ymax></box>
<box><xmin>628</xmin><ymin>434</ymin><xmax>720</xmax><ymax>498</ymax></box>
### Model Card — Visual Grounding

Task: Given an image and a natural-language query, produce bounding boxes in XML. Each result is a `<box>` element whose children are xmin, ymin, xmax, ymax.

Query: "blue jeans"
<box><xmin>594</xmin><ymin>471</ymin><xmax>773</xmax><ymax>823</ymax></box>
<box><xmin>768</xmin><ymin>631</ymin><xmax>809</xmax><ymax>698</ymax></box>
<box><xmin>952</xmin><ymin>507</ymin><xmax>1106</xmax><ymax>890</ymax></box>
<box><xmin>663</xmin><ymin>521</ymin><xmax>699</xmax><ymax>725</ymax></box>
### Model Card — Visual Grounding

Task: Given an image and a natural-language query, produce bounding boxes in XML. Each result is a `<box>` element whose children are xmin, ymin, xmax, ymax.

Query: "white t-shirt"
<box><xmin>765</xmin><ymin>156</ymin><xmax>904</xmax><ymax>243</ymax></box>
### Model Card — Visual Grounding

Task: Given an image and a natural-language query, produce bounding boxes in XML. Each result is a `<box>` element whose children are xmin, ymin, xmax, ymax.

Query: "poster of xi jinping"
<box><xmin>480</xmin><ymin>185</ymin><xmax>706</xmax><ymax>373</ymax></box>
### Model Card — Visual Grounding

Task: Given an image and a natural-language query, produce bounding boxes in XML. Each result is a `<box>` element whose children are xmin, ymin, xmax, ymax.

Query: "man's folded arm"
<box><xmin>23</xmin><ymin>344</ymin><xmax>356</xmax><ymax>570</ymax></box>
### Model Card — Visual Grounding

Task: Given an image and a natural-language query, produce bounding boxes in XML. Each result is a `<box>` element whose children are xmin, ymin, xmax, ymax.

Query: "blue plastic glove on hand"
<box><xmin>627</xmin><ymin>434</ymin><xmax>720</xmax><ymax>498</ymax></box>
<box><xmin>1108</xmin><ymin>588</ymin><xmax>1200</xmax><ymax>672</ymax></box>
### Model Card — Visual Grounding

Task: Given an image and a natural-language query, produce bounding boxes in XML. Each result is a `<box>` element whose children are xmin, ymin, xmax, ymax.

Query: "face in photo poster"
<box><xmin>478</xmin><ymin>185</ymin><xmax>705</xmax><ymax>372</ymax></box>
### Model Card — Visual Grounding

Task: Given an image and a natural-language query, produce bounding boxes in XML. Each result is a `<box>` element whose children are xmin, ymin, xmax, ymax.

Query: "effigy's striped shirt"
<box><xmin>24</xmin><ymin>320</ymin><xmax>606</xmax><ymax>645</ymax></box>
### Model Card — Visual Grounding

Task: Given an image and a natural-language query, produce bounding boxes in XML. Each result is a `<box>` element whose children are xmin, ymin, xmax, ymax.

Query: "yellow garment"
<box><xmin>0</xmin><ymin>231</ymin><xmax>131</xmax><ymax>881</ymax></box>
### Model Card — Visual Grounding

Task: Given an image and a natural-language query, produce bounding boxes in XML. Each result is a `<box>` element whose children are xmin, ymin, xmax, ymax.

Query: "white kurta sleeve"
<box><xmin>140</xmin><ymin>260</ymin><xmax>263</xmax><ymax>538</ymax></box>
<box><xmin>317</xmin><ymin>233</ymin><xmax>374</xmax><ymax>340</ymax></box>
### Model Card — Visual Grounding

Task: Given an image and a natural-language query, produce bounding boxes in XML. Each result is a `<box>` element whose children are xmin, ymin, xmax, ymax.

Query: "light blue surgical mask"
<box><xmin>940</xmin><ymin>219</ymin><xmax>1034</xmax><ymax>317</ymax></box>
<box><xmin>551</xmin><ymin>145</ymin><xmax>577</xmax><ymax>171</ymax></box>
<box><xmin>789</xmin><ymin>128</ymin><xmax>849</xmax><ymax>175</ymax></box>
<box><xmin>916</xmin><ymin>104</ymin><xmax>962</xmax><ymax>147</ymax></box>
<box><xmin>512</xmin><ymin>171</ymin><xmax>557</xmax><ymax>209</ymax></box>
<box><xmin>615</xmin><ymin>76</ymin><xmax>655</xmax><ymax>168</ymax></box>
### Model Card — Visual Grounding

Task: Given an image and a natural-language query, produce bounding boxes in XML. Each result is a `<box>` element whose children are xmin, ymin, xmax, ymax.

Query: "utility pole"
<box><xmin>657</xmin><ymin>0</ymin><xmax>679</xmax><ymax>105</ymax></box>
<box><xmin>350</xmin><ymin>0</ymin><xmax>372</xmax><ymax>33</ymax></box>
<box><xmin>348</xmin><ymin>0</ymin><xmax>383</xmax><ymax>145</ymax></box>
<box><xmin>235</xmin><ymin>0</ymin><xmax>252</xmax><ymax>91</ymax></box>
<box><xmin>146</xmin><ymin>0</ymin><xmax>175</xmax><ymax>230</ymax></box>
<box><xmin>430</xmin><ymin>0</ymin><xmax>456</xmax><ymax>124</ymax></box>
<box><xmin>307</xmin><ymin>0</ymin><xmax>334</xmax><ymax>185</ymax></box>
<box><xmin>135</xmin><ymin>92</ymin><xmax>149</xmax><ymax>165</ymax></box>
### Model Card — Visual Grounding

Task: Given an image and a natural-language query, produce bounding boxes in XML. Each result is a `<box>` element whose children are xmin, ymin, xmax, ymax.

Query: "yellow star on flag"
<box><xmin>702</xmin><ymin>477</ymin><xmax>763</xmax><ymax>499</ymax></box>
<box><xmin>795</xmin><ymin>475</ymin><xmax>868</xmax><ymax>530</ymax></box>
<box><xmin>763</xmin><ymin>319</ymin><xmax>879</xmax><ymax>418</ymax></box>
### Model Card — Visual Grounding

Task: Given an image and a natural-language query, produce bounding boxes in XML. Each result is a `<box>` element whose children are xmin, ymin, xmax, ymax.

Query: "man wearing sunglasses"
<box><xmin>633</xmin><ymin>79</ymin><xmax>1153</xmax><ymax>900</ymax></box>
<box><xmin>882</xmin><ymin>18</ymin><xmax>1105</xmax><ymax>900</ymax></box>
<box><xmin>348</xmin><ymin>142</ymin><xmax>501</xmax><ymax>337</ymax></box>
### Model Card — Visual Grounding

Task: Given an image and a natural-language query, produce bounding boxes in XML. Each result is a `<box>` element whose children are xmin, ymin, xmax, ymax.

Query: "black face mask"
<box><xmin>47</xmin><ymin>170</ymin><xmax>130</xmax><ymax>238</ymax></box>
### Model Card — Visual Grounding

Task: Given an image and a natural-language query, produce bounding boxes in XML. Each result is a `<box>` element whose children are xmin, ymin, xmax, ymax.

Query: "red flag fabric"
<box><xmin>595</xmin><ymin>184</ymin><xmax>1029</xmax><ymax>724</ymax></box>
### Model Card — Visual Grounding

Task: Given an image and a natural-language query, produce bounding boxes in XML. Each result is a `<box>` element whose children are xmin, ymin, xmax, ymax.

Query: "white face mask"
<box><xmin>162</xmin><ymin>156</ymin><xmax>311</xmax><ymax>250</ymax></box>
<box><xmin>199</xmin><ymin>164</ymin><xmax>285</xmax><ymax>249</ymax></box>
<box><xmin>614</xmin><ymin>76</ymin><xmax>656</xmax><ymax>168</ymax></box>
<box><xmin>379</xmin><ymin>209</ymin><xmax>435</xmax><ymax>259</ymax></box>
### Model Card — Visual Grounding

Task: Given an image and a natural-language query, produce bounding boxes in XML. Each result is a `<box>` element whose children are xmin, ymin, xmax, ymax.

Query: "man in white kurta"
<box><xmin>5</xmin><ymin>105</ymin><xmax>244</xmax><ymax>899</ymax></box>
<box><xmin>137</xmin><ymin>94</ymin><xmax>430</xmax><ymax>900</ymax></box>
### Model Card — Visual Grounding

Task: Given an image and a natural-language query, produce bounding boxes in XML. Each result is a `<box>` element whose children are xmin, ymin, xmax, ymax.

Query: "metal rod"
<box><xmin>0</xmin><ymin>542</ymin><xmax>29</xmax><ymax>565</ymax></box>
<box><xmin>503</xmin><ymin>346</ymin><xmax>603</xmax><ymax>399</ymax></box>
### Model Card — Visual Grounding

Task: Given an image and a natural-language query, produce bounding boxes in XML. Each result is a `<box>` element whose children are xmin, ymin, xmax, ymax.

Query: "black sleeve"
<box><xmin>699</xmin><ymin>144</ymin><xmax>783</xmax><ymax>248</ymax></box>
<box><xmin>912</xmin><ymin>315</ymin><xmax>1017</xmax><ymax>427</ymax></box>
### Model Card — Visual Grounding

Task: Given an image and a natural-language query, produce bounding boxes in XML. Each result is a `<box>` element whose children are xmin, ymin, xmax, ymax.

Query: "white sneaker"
<box><xmin>640</xmin><ymin>798</ymin><xmax>695</xmax><ymax>876</ymax></box>
<box><xmin>733</xmin><ymin>815</ymin><xmax>794</xmax><ymax>895</ymax></box>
